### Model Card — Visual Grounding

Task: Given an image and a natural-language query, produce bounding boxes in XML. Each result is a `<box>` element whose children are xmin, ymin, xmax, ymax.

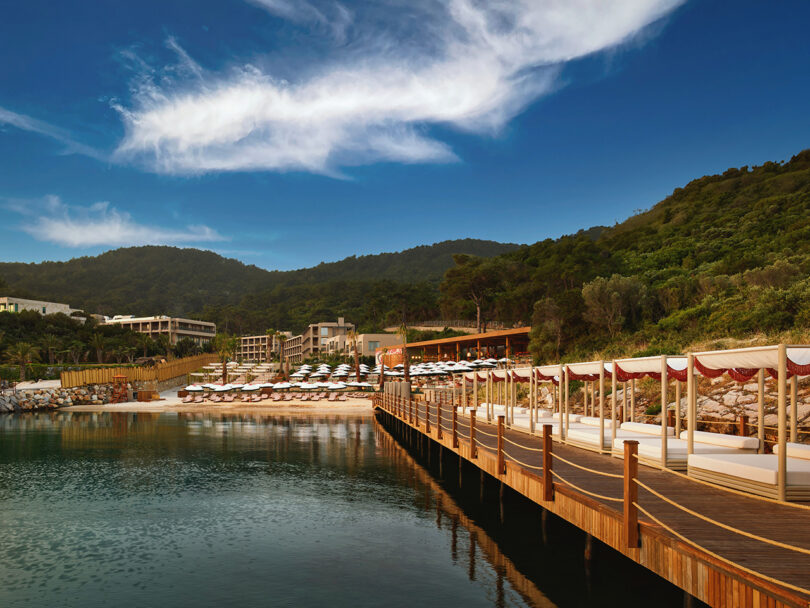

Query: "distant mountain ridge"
<box><xmin>0</xmin><ymin>239</ymin><xmax>520</xmax><ymax>318</ymax></box>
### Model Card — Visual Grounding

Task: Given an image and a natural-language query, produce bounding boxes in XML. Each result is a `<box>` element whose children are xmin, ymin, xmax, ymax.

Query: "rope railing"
<box><xmin>551</xmin><ymin>452</ymin><xmax>624</xmax><ymax>479</ymax></box>
<box><xmin>550</xmin><ymin>470</ymin><xmax>623</xmax><ymax>503</ymax></box>
<box><xmin>633</xmin><ymin>502</ymin><xmax>810</xmax><ymax>598</ymax></box>
<box><xmin>634</xmin><ymin>478</ymin><xmax>810</xmax><ymax>557</ymax></box>
<box><xmin>502</xmin><ymin>434</ymin><xmax>543</xmax><ymax>452</ymax></box>
<box><xmin>475</xmin><ymin>427</ymin><xmax>499</xmax><ymax>439</ymax></box>
<box><xmin>502</xmin><ymin>449</ymin><xmax>543</xmax><ymax>471</ymax></box>
<box><xmin>631</xmin><ymin>453</ymin><xmax>810</xmax><ymax>512</ymax></box>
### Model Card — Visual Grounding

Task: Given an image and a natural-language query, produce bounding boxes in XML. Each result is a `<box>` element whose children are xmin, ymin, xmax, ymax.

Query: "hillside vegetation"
<box><xmin>4</xmin><ymin>149</ymin><xmax>810</xmax><ymax>358</ymax></box>
<box><xmin>0</xmin><ymin>239</ymin><xmax>518</xmax><ymax>334</ymax></box>
<box><xmin>438</xmin><ymin>149</ymin><xmax>810</xmax><ymax>361</ymax></box>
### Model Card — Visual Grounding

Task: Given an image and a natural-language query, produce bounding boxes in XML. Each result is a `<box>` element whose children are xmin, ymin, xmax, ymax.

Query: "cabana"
<box><xmin>607</xmin><ymin>355</ymin><xmax>749</xmax><ymax>470</ymax></box>
<box><xmin>562</xmin><ymin>360</ymin><xmax>616</xmax><ymax>452</ymax></box>
<box><xmin>685</xmin><ymin>345</ymin><xmax>810</xmax><ymax>500</ymax></box>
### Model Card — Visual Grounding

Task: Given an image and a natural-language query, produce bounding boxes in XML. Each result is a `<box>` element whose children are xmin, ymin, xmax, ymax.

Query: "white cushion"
<box><xmin>688</xmin><ymin>453</ymin><xmax>810</xmax><ymax>486</ymax></box>
<box><xmin>614</xmin><ymin>437</ymin><xmax>748</xmax><ymax>459</ymax></box>
<box><xmin>552</xmin><ymin>412</ymin><xmax>582</xmax><ymax>422</ymax></box>
<box><xmin>621</xmin><ymin>422</ymin><xmax>675</xmax><ymax>436</ymax></box>
<box><xmin>579</xmin><ymin>416</ymin><xmax>616</xmax><ymax>428</ymax></box>
<box><xmin>772</xmin><ymin>442</ymin><xmax>810</xmax><ymax>461</ymax></box>
<box><xmin>679</xmin><ymin>430</ymin><xmax>759</xmax><ymax>450</ymax></box>
<box><xmin>536</xmin><ymin>409</ymin><xmax>552</xmax><ymax>418</ymax></box>
<box><xmin>567</xmin><ymin>428</ymin><xmax>611</xmax><ymax>448</ymax></box>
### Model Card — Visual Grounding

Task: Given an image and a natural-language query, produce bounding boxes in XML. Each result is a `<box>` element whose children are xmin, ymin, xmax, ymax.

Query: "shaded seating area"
<box><xmin>456</xmin><ymin>343</ymin><xmax>810</xmax><ymax>501</ymax></box>
<box><xmin>682</xmin><ymin>345</ymin><xmax>810</xmax><ymax>500</ymax></box>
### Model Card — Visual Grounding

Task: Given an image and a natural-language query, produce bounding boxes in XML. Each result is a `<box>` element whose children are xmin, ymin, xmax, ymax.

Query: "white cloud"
<box><xmin>10</xmin><ymin>195</ymin><xmax>227</xmax><ymax>247</ymax></box>
<box><xmin>114</xmin><ymin>0</ymin><xmax>683</xmax><ymax>176</ymax></box>
<box><xmin>0</xmin><ymin>107</ymin><xmax>105</xmax><ymax>160</ymax></box>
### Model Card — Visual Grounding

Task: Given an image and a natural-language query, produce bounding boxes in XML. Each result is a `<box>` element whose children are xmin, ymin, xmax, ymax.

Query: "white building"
<box><xmin>0</xmin><ymin>296</ymin><xmax>82</xmax><ymax>316</ymax></box>
<box><xmin>102</xmin><ymin>315</ymin><xmax>216</xmax><ymax>346</ymax></box>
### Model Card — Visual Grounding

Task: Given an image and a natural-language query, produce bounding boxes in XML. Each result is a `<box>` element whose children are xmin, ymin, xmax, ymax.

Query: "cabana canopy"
<box><xmin>693</xmin><ymin>345</ymin><xmax>810</xmax><ymax>379</ymax></box>
<box><xmin>565</xmin><ymin>360</ymin><xmax>612</xmax><ymax>381</ymax></box>
<box><xmin>614</xmin><ymin>355</ymin><xmax>690</xmax><ymax>382</ymax></box>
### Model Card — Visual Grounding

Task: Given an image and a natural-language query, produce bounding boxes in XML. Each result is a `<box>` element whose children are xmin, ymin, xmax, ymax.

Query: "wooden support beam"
<box><xmin>452</xmin><ymin>405</ymin><xmax>459</xmax><ymax>448</ymax></box>
<box><xmin>543</xmin><ymin>424</ymin><xmax>553</xmax><ymax>502</ymax></box>
<box><xmin>497</xmin><ymin>415</ymin><xmax>505</xmax><ymax>474</ymax></box>
<box><xmin>470</xmin><ymin>410</ymin><xmax>477</xmax><ymax>459</ymax></box>
<box><xmin>624</xmin><ymin>440</ymin><xmax>639</xmax><ymax>549</ymax></box>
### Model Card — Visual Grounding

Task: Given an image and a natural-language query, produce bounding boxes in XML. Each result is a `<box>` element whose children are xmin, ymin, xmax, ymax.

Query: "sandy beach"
<box><xmin>62</xmin><ymin>389</ymin><xmax>375</xmax><ymax>416</ymax></box>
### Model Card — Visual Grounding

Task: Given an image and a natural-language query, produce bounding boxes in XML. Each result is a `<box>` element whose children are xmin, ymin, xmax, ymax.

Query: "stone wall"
<box><xmin>0</xmin><ymin>384</ymin><xmax>121</xmax><ymax>412</ymax></box>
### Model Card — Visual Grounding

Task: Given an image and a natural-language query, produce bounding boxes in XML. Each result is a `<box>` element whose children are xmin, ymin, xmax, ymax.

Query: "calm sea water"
<box><xmin>0</xmin><ymin>411</ymin><xmax>547</xmax><ymax>608</ymax></box>
<box><xmin>0</xmin><ymin>411</ymin><xmax>687</xmax><ymax>608</ymax></box>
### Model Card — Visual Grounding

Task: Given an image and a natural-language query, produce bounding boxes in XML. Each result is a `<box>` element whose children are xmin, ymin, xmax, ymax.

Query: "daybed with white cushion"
<box><xmin>679</xmin><ymin>430</ymin><xmax>760</xmax><ymax>451</ymax></box>
<box><xmin>687</xmin><ymin>446</ymin><xmax>810</xmax><ymax>500</ymax></box>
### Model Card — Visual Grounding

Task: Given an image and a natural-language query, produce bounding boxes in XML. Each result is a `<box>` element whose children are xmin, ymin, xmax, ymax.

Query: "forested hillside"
<box><xmin>439</xmin><ymin>149</ymin><xmax>810</xmax><ymax>361</ymax></box>
<box><xmin>4</xmin><ymin>150</ymin><xmax>810</xmax><ymax>351</ymax></box>
<box><xmin>0</xmin><ymin>239</ymin><xmax>518</xmax><ymax>333</ymax></box>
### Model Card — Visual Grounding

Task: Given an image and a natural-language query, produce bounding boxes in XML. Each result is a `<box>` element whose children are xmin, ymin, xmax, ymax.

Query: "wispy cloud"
<box><xmin>248</xmin><ymin>0</ymin><xmax>352</xmax><ymax>41</ymax></box>
<box><xmin>113</xmin><ymin>0</ymin><xmax>683</xmax><ymax>176</ymax></box>
<box><xmin>0</xmin><ymin>107</ymin><xmax>105</xmax><ymax>161</ymax></box>
<box><xmin>7</xmin><ymin>195</ymin><xmax>227</xmax><ymax>247</ymax></box>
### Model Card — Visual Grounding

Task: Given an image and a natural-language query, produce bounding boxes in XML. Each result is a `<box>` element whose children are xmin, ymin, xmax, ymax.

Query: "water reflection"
<box><xmin>0</xmin><ymin>412</ymin><xmax>541</xmax><ymax>608</ymax></box>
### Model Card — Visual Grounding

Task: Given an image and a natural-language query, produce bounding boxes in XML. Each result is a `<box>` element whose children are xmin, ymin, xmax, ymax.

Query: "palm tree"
<box><xmin>155</xmin><ymin>334</ymin><xmax>172</xmax><ymax>360</ymax></box>
<box><xmin>6</xmin><ymin>342</ymin><xmax>40</xmax><ymax>382</ymax></box>
<box><xmin>136</xmin><ymin>333</ymin><xmax>152</xmax><ymax>358</ymax></box>
<box><xmin>276</xmin><ymin>333</ymin><xmax>288</xmax><ymax>379</ymax></box>
<box><xmin>212</xmin><ymin>333</ymin><xmax>239</xmax><ymax>384</ymax></box>
<box><xmin>89</xmin><ymin>333</ymin><xmax>107</xmax><ymax>364</ymax></box>
<box><xmin>66</xmin><ymin>341</ymin><xmax>85</xmax><ymax>364</ymax></box>
<box><xmin>41</xmin><ymin>334</ymin><xmax>61</xmax><ymax>365</ymax></box>
<box><xmin>397</xmin><ymin>323</ymin><xmax>410</xmax><ymax>383</ymax></box>
<box><xmin>265</xmin><ymin>328</ymin><xmax>278</xmax><ymax>363</ymax></box>
<box><xmin>347</xmin><ymin>329</ymin><xmax>361</xmax><ymax>382</ymax></box>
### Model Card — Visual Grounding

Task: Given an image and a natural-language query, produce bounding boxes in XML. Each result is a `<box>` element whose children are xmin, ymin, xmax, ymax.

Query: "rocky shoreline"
<box><xmin>0</xmin><ymin>384</ymin><xmax>120</xmax><ymax>413</ymax></box>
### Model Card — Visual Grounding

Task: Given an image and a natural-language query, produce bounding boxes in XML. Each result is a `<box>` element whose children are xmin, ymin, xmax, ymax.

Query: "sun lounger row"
<box><xmin>181</xmin><ymin>391</ymin><xmax>359</xmax><ymax>404</ymax></box>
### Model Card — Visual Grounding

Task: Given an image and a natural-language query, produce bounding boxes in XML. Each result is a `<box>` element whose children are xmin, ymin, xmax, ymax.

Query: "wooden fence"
<box><xmin>60</xmin><ymin>354</ymin><xmax>219</xmax><ymax>388</ymax></box>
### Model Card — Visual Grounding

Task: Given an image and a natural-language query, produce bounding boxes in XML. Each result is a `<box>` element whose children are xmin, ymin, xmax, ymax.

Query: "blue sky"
<box><xmin>1</xmin><ymin>0</ymin><xmax>809</xmax><ymax>271</ymax></box>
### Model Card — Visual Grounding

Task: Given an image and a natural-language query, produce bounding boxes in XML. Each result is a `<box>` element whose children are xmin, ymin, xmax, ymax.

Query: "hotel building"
<box><xmin>102</xmin><ymin>315</ymin><xmax>216</xmax><ymax>346</ymax></box>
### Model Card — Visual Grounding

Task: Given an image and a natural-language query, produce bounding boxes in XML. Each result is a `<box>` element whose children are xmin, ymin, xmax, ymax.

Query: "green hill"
<box><xmin>5</xmin><ymin>148</ymin><xmax>810</xmax><ymax>351</ymax></box>
<box><xmin>439</xmin><ymin>149</ymin><xmax>810</xmax><ymax>361</ymax></box>
<box><xmin>0</xmin><ymin>239</ymin><xmax>519</xmax><ymax>333</ymax></box>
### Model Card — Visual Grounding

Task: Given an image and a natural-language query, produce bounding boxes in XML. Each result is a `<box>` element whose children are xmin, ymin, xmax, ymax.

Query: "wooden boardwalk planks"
<box><xmin>376</xmin><ymin>396</ymin><xmax>810</xmax><ymax>608</ymax></box>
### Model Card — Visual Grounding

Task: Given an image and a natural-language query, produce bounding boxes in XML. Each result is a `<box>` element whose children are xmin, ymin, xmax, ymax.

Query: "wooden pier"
<box><xmin>374</xmin><ymin>394</ymin><xmax>810</xmax><ymax>608</ymax></box>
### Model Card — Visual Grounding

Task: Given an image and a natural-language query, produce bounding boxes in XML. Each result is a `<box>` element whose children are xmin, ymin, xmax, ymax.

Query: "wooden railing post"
<box><xmin>437</xmin><ymin>402</ymin><xmax>443</xmax><ymax>440</ymax></box>
<box><xmin>452</xmin><ymin>406</ymin><xmax>459</xmax><ymax>448</ymax></box>
<box><xmin>426</xmin><ymin>401</ymin><xmax>431</xmax><ymax>434</ymax></box>
<box><xmin>667</xmin><ymin>408</ymin><xmax>675</xmax><ymax>428</ymax></box>
<box><xmin>543</xmin><ymin>424</ymin><xmax>553</xmax><ymax>501</ymax></box>
<box><xmin>624</xmin><ymin>440</ymin><xmax>640</xmax><ymax>549</ymax></box>
<box><xmin>409</xmin><ymin>398</ymin><xmax>413</xmax><ymax>424</ymax></box>
<box><xmin>497</xmin><ymin>415</ymin><xmax>505</xmax><ymax>474</ymax></box>
<box><xmin>739</xmin><ymin>414</ymin><xmax>749</xmax><ymax>437</ymax></box>
<box><xmin>415</xmin><ymin>399</ymin><xmax>419</xmax><ymax>427</ymax></box>
<box><xmin>470</xmin><ymin>410</ymin><xmax>477</xmax><ymax>458</ymax></box>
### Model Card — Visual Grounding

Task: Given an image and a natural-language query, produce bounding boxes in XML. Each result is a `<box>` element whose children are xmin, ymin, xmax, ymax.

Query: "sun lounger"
<box><xmin>301</xmin><ymin>395</ymin><xmax>309</xmax><ymax>401</ymax></box>
<box><xmin>688</xmin><ymin>452</ymin><xmax>810</xmax><ymax>500</ymax></box>
<box><xmin>338</xmin><ymin>394</ymin><xmax>347</xmax><ymax>401</ymax></box>
<box><xmin>194</xmin><ymin>395</ymin><xmax>203</xmax><ymax>403</ymax></box>
<box><xmin>283</xmin><ymin>394</ymin><xmax>292</xmax><ymax>401</ymax></box>
<box><xmin>328</xmin><ymin>393</ymin><xmax>337</xmax><ymax>402</ymax></box>
<box><xmin>679</xmin><ymin>430</ymin><xmax>759</xmax><ymax>451</ymax></box>
<box><xmin>182</xmin><ymin>395</ymin><xmax>194</xmax><ymax>403</ymax></box>
<box><xmin>272</xmin><ymin>394</ymin><xmax>282</xmax><ymax>401</ymax></box>
<box><xmin>224</xmin><ymin>393</ymin><xmax>235</xmax><ymax>402</ymax></box>
<box><xmin>261</xmin><ymin>393</ymin><xmax>270</xmax><ymax>400</ymax></box>
<box><xmin>612</xmin><ymin>436</ymin><xmax>750</xmax><ymax>470</ymax></box>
